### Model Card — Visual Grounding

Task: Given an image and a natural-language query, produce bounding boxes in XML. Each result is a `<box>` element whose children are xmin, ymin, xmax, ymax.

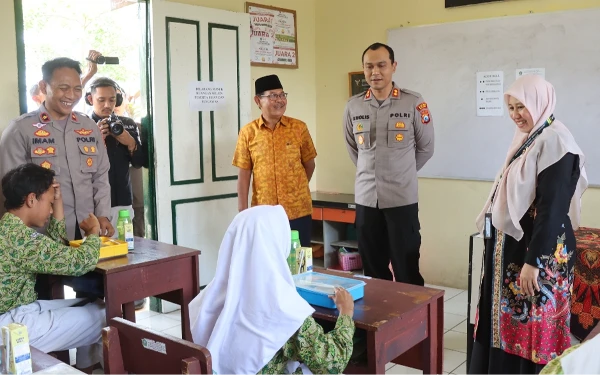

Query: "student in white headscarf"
<box><xmin>540</xmin><ymin>333</ymin><xmax>600</xmax><ymax>374</ymax></box>
<box><xmin>189</xmin><ymin>205</ymin><xmax>355</xmax><ymax>374</ymax></box>
<box><xmin>470</xmin><ymin>75</ymin><xmax>588</xmax><ymax>374</ymax></box>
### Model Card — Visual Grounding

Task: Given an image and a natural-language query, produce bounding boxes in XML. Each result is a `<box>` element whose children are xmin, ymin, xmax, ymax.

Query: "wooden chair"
<box><xmin>102</xmin><ymin>317</ymin><xmax>211</xmax><ymax>374</ymax></box>
<box><xmin>584</xmin><ymin>321</ymin><xmax>600</xmax><ymax>342</ymax></box>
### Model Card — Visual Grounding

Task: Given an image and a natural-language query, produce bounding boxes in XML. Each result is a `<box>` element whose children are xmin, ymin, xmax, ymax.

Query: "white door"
<box><xmin>150</xmin><ymin>0</ymin><xmax>251</xmax><ymax>286</ymax></box>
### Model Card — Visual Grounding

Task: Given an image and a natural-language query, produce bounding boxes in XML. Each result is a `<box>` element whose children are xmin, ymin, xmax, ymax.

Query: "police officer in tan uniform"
<box><xmin>343</xmin><ymin>43</ymin><xmax>434</xmax><ymax>285</ymax></box>
<box><xmin>0</xmin><ymin>58</ymin><xmax>113</xmax><ymax>299</ymax></box>
<box><xmin>0</xmin><ymin>57</ymin><xmax>113</xmax><ymax>240</ymax></box>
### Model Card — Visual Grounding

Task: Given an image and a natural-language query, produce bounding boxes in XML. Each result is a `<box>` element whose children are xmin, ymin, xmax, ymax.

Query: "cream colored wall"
<box><xmin>168</xmin><ymin>0</ymin><xmax>317</xmax><ymax>189</ymax></box>
<box><xmin>1</xmin><ymin>0</ymin><xmax>599</xmax><ymax>289</ymax></box>
<box><xmin>0</xmin><ymin>0</ymin><xmax>20</xmax><ymax>134</ymax></box>
<box><xmin>315</xmin><ymin>0</ymin><xmax>600</xmax><ymax>288</ymax></box>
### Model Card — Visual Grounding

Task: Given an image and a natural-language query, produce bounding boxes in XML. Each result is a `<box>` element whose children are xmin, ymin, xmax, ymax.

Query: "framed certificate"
<box><xmin>246</xmin><ymin>2</ymin><xmax>298</xmax><ymax>68</ymax></box>
<box><xmin>348</xmin><ymin>71</ymin><xmax>369</xmax><ymax>97</ymax></box>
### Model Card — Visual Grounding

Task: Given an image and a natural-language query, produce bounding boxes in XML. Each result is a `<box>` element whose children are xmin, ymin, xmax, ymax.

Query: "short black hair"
<box><xmin>29</xmin><ymin>83</ymin><xmax>40</xmax><ymax>97</ymax></box>
<box><xmin>41</xmin><ymin>57</ymin><xmax>82</xmax><ymax>83</ymax></box>
<box><xmin>90</xmin><ymin>77</ymin><xmax>119</xmax><ymax>94</ymax></box>
<box><xmin>362</xmin><ymin>42</ymin><xmax>395</xmax><ymax>64</ymax></box>
<box><xmin>2</xmin><ymin>163</ymin><xmax>55</xmax><ymax>210</ymax></box>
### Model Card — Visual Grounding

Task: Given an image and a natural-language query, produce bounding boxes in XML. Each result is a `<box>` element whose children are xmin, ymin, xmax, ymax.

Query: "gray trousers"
<box><xmin>0</xmin><ymin>299</ymin><xmax>105</xmax><ymax>368</ymax></box>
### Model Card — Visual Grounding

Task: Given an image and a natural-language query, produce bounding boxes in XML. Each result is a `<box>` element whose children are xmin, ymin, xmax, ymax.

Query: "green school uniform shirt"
<box><xmin>258</xmin><ymin>314</ymin><xmax>355</xmax><ymax>374</ymax></box>
<box><xmin>0</xmin><ymin>212</ymin><xmax>100</xmax><ymax>313</ymax></box>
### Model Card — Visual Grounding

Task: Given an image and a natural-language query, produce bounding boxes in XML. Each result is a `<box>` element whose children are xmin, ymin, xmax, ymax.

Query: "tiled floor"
<box><xmin>102</xmin><ymin>285</ymin><xmax>471</xmax><ymax>374</ymax></box>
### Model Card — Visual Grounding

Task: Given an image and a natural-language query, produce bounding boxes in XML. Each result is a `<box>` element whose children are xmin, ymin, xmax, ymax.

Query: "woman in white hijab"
<box><xmin>189</xmin><ymin>205</ymin><xmax>355</xmax><ymax>374</ymax></box>
<box><xmin>470</xmin><ymin>75</ymin><xmax>588</xmax><ymax>374</ymax></box>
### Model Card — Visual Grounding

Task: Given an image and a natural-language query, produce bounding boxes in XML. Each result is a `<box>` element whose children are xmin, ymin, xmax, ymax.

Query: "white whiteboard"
<box><xmin>388</xmin><ymin>8</ymin><xmax>600</xmax><ymax>185</ymax></box>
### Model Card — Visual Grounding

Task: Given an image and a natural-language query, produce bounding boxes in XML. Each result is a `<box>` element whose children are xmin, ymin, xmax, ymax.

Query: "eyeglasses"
<box><xmin>259</xmin><ymin>92</ymin><xmax>288</xmax><ymax>101</ymax></box>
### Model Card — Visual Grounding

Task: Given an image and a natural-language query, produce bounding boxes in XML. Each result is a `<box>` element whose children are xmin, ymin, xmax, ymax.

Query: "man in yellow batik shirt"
<box><xmin>233</xmin><ymin>74</ymin><xmax>317</xmax><ymax>247</ymax></box>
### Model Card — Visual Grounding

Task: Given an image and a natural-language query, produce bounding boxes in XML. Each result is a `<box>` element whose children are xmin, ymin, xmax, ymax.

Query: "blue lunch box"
<box><xmin>292</xmin><ymin>271</ymin><xmax>366</xmax><ymax>309</ymax></box>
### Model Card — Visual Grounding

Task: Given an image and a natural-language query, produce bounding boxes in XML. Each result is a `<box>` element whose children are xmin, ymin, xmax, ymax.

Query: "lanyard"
<box><xmin>489</xmin><ymin>114</ymin><xmax>555</xmax><ymax>206</ymax></box>
<box><xmin>507</xmin><ymin>114</ymin><xmax>555</xmax><ymax>165</ymax></box>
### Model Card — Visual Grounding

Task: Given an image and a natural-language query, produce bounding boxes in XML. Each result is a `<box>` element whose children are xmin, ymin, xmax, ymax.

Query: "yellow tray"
<box><xmin>69</xmin><ymin>237</ymin><xmax>129</xmax><ymax>259</ymax></box>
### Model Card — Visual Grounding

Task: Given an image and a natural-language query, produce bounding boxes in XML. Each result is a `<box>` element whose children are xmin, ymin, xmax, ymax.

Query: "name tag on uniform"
<box><xmin>483</xmin><ymin>213</ymin><xmax>492</xmax><ymax>239</ymax></box>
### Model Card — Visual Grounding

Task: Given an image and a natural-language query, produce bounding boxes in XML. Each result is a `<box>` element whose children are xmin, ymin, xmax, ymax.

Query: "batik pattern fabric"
<box><xmin>258</xmin><ymin>314</ymin><xmax>354</xmax><ymax>374</ymax></box>
<box><xmin>570</xmin><ymin>227</ymin><xmax>600</xmax><ymax>340</ymax></box>
<box><xmin>474</xmin><ymin>153</ymin><xmax>580</xmax><ymax>367</ymax></box>
<box><xmin>0</xmin><ymin>212</ymin><xmax>100</xmax><ymax>313</ymax></box>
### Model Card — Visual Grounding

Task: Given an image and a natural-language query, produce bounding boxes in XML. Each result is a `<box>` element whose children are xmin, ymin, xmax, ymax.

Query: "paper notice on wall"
<box><xmin>249</xmin><ymin>4</ymin><xmax>297</xmax><ymax>66</ymax></box>
<box><xmin>516</xmin><ymin>68</ymin><xmax>545</xmax><ymax>80</ymax></box>
<box><xmin>476</xmin><ymin>71</ymin><xmax>504</xmax><ymax>117</ymax></box>
<box><xmin>189</xmin><ymin>81</ymin><xmax>226</xmax><ymax>111</ymax></box>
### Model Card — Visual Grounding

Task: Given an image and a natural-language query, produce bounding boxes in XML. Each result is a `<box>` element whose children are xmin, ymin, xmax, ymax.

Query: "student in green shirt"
<box><xmin>0</xmin><ymin>163</ymin><xmax>105</xmax><ymax>371</ymax></box>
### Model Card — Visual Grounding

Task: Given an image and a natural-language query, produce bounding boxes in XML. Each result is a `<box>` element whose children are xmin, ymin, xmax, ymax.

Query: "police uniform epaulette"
<box><xmin>75</xmin><ymin>111</ymin><xmax>90</xmax><ymax>119</ymax></box>
<box><xmin>13</xmin><ymin>111</ymin><xmax>37</xmax><ymax>122</ymax></box>
<box><xmin>348</xmin><ymin>90</ymin><xmax>369</xmax><ymax>102</ymax></box>
<box><xmin>400</xmin><ymin>88</ymin><xmax>422</xmax><ymax>99</ymax></box>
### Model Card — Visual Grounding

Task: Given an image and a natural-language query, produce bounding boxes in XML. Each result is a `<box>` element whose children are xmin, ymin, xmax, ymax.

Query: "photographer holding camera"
<box><xmin>87</xmin><ymin>77</ymin><xmax>146</xmax><ymax>240</ymax></box>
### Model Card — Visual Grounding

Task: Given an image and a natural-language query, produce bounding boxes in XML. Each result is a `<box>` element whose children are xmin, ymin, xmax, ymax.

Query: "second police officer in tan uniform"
<box><xmin>343</xmin><ymin>43</ymin><xmax>434</xmax><ymax>286</ymax></box>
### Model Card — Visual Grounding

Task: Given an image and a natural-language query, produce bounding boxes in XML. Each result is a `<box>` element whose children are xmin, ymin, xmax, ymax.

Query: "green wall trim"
<box><xmin>208</xmin><ymin>23</ymin><xmax>241</xmax><ymax>182</ymax></box>
<box><xmin>166</xmin><ymin>17</ymin><xmax>204</xmax><ymax>186</ymax></box>
<box><xmin>170</xmin><ymin>193</ymin><xmax>238</xmax><ymax>245</ymax></box>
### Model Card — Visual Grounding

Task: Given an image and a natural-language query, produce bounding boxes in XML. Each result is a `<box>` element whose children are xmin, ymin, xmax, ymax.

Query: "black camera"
<box><xmin>108</xmin><ymin>114</ymin><xmax>124</xmax><ymax>136</ymax></box>
<box><xmin>88</xmin><ymin>56</ymin><xmax>120</xmax><ymax>65</ymax></box>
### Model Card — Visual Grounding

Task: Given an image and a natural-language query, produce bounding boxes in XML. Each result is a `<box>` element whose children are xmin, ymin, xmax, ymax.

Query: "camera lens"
<box><xmin>96</xmin><ymin>56</ymin><xmax>106</xmax><ymax>64</ymax></box>
<box><xmin>110</xmin><ymin>121</ymin><xmax>124</xmax><ymax>136</ymax></box>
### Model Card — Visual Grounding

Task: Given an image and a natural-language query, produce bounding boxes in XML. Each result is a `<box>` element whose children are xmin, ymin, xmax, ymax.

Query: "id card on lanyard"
<box><xmin>484</xmin><ymin>212</ymin><xmax>493</xmax><ymax>239</ymax></box>
<box><xmin>483</xmin><ymin>114</ymin><xmax>555</xmax><ymax>240</ymax></box>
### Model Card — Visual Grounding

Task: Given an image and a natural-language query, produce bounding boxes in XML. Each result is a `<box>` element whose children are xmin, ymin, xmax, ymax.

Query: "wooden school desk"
<box><xmin>313</xmin><ymin>270</ymin><xmax>444</xmax><ymax>374</ymax></box>
<box><xmin>96</xmin><ymin>238</ymin><xmax>200</xmax><ymax>340</ymax></box>
<box><xmin>31</xmin><ymin>346</ymin><xmax>84</xmax><ymax>374</ymax></box>
<box><xmin>52</xmin><ymin>238</ymin><xmax>200</xmax><ymax>341</ymax></box>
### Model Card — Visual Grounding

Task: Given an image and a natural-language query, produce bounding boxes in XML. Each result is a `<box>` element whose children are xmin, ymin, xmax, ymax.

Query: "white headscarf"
<box><xmin>476</xmin><ymin>75</ymin><xmax>588</xmax><ymax>240</ymax></box>
<box><xmin>560</xmin><ymin>334</ymin><xmax>600</xmax><ymax>374</ymax></box>
<box><xmin>189</xmin><ymin>205</ymin><xmax>315</xmax><ymax>374</ymax></box>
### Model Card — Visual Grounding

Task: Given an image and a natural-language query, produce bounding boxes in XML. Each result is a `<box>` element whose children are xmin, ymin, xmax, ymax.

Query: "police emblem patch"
<box><xmin>33</xmin><ymin>147</ymin><xmax>46</xmax><ymax>155</ymax></box>
<box><xmin>421</xmin><ymin>110</ymin><xmax>431</xmax><ymax>124</ymax></box>
<box><xmin>75</xmin><ymin>128</ymin><xmax>93</xmax><ymax>136</ymax></box>
<box><xmin>34</xmin><ymin>129</ymin><xmax>50</xmax><ymax>137</ymax></box>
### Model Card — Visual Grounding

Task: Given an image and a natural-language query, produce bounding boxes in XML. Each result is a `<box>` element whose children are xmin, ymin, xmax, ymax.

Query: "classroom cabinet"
<box><xmin>310</xmin><ymin>193</ymin><xmax>358</xmax><ymax>269</ymax></box>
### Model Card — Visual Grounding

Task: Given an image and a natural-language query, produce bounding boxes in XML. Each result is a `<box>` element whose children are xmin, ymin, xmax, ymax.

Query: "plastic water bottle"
<box><xmin>117</xmin><ymin>209</ymin><xmax>134</xmax><ymax>250</ymax></box>
<box><xmin>289</xmin><ymin>230</ymin><xmax>301</xmax><ymax>274</ymax></box>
